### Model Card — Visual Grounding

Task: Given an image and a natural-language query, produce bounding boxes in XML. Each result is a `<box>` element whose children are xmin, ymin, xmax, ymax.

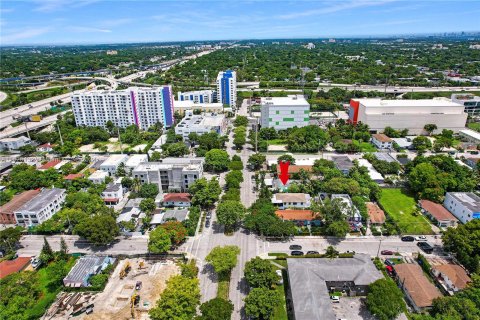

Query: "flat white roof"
<box><xmin>356</xmin><ymin>98</ymin><xmax>464</xmax><ymax>108</ymax></box>
<box><xmin>101</xmin><ymin>154</ymin><xmax>128</xmax><ymax>166</ymax></box>
<box><xmin>89</xmin><ymin>170</ymin><xmax>108</xmax><ymax>179</ymax></box>
<box><xmin>358</xmin><ymin>159</ymin><xmax>384</xmax><ymax>181</ymax></box>
<box><xmin>459</xmin><ymin>129</ymin><xmax>480</xmax><ymax>141</ymax></box>
<box><xmin>125</xmin><ymin>154</ymin><xmax>148</xmax><ymax>168</ymax></box>
<box><xmin>261</xmin><ymin>95</ymin><xmax>309</xmax><ymax>106</ymax></box>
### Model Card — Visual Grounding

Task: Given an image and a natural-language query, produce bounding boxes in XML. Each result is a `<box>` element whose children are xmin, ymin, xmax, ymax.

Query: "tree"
<box><xmin>325</xmin><ymin>245</ymin><xmax>339</xmax><ymax>259</ymax></box>
<box><xmin>58</xmin><ymin>237</ymin><xmax>69</xmax><ymax>261</ymax></box>
<box><xmin>244</xmin><ymin>287</ymin><xmax>281</xmax><ymax>320</ymax></box>
<box><xmin>140</xmin><ymin>198</ymin><xmax>156</xmax><ymax>214</ymax></box>
<box><xmin>149</xmin><ymin>275</ymin><xmax>200</xmax><ymax>320</ymax></box>
<box><xmin>148</xmin><ymin>227</ymin><xmax>172</xmax><ymax>253</ymax></box>
<box><xmin>161</xmin><ymin>220</ymin><xmax>187</xmax><ymax>246</ymax></box>
<box><xmin>121</xmin><ymin>176</ymin><xmax>133</xmax><ymax>189</ymax></box>
<box><xmin>0</xmin><ymin>226</ymin><xmax>23</xmax><ymax>254</ymax></box>
<box><xmin>19</xmin><ymin>144</ymin><xmax>36</xmax><ymax>155</ymax></box>
<box><xmin>216</xmin><ymin>200</ymin><xmax>245</xmax><ymax>232</ymax></box>
<box><xmin>181</xmin><ymin>259</ymin><xmax>199</xmax><ymax>279</ymax></box>
<box><xmin>198</xmin><ymin>298</ymin><xmax>234</xmax><ymax>320</ymax></box>
<box><xmin>277</xmin><ymin>154</ymin><xmax>295</xmax><ymax>165</ymax></box>
<box><xmin>204</xmin><ymin>149</ymin><xmax>230</xmax><ymax>172</ymax></box>
<box><xmin>150</xmin><ymin>151</ymin><xmax>162</xmax><ymax>161</ymax></box>
<box><xmin>325</xmin><ymin>220</ymin><xmax>350</xmax><ymax>237</ymax></box>
<box><xmin>206</xmin><ymin>245</ymin><xmax>240</xmax><ymax>276</ymax></box>
<box><xmin>116</xmin><ymin>162</ymin><xmax>126</xmax><ymax>177</ymax></box>
<box><xmin>225</xmin><ymin>170</ymin><xmax>244</xmax><ymax>190</ymax></box>
<box><xmin>40</xmin><ymin>237</ymin><xmax>54</xmax><ymax>263</ymax></box>
<box><xmin>244</xmin><ymin>257</ymin><xmax>278</xmax><ymax>289</ymax></box>
<box><xmin>248</xmin><ymin>153</ymin><xmax>266</xmax><ymax>170</ymax></box>
<box><xmin>189</xmin><ymin>178</ymin><xmax>221</xmax><ymax>209</ymax></box>
<box><xmin>424</xmin><ymin>124</ymin><xmax>438</xmax><ymax>136</ymax></box>
<box><xmin>442</xmin><ymin>219</ymin><xmax>480</xmax><ymax>273</ymax></box>
<box><xmin>412</xmin><ymin>136</ymin><xmax>432</xmax><ymax>151</ymax></box>
<box><xmin>74</xmin><ymin>214</ymin><xmax>119</xmax><ymax>246</ymax></box>
<box><xmin>139</xmin><ymin>183</ymin><xmax>159</xmax><ymax>198</ymax></box>
<box><xmin>164</xmin><ymin>142</ymin><xmax>189</xmax><ymax>157</ymax></box>
<box><xmin>366</xmin><ymin>279</ymin><xmax>406</xmax><ymax>320</ymax></box>
<box><xmin>234</xmin><ymin>116</ymin><xmax>248</xmax><ymax>127</ymax></box>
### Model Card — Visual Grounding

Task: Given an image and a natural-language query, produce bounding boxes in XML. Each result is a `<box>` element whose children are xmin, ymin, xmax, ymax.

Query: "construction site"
<box><xmin>45</xmin><ymin>258</ymin><xmax>179</xmax><ymax>320</ymax></box>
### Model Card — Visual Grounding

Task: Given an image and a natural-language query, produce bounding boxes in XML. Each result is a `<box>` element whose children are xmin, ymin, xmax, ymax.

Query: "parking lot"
<box><xmin>331</xmin><ymin>297</ymin><xmax>375</xmax><ymax>320</ymax></box>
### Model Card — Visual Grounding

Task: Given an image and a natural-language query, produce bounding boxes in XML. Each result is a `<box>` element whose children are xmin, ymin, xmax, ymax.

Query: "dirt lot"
<box><xmin>81</xmin><ymin>258</ymin><xmax>179</xmax><ymax>320</ymax></box>
<box><xmin>79</xmin><ymin>138</ymin><xmax>147</xmax><ymax>153</ymax></box>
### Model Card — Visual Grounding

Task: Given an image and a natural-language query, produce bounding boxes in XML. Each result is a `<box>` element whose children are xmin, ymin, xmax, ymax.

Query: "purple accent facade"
<box><xmin>162</xmin><ymin>86</ymin><xmax>174</xmax><ymax>127</ymax></box>
<box><xmin>130</xmin><ymin>91</ymin><xmax>139</xmax><ymax>126</ymax></box>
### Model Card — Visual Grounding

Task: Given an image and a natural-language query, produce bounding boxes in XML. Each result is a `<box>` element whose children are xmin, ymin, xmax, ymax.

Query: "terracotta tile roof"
<box><xmin>276</xmin><ymin>165</ymin><xmax>313</xmax><ymax>174</ymax></box>
<box><xmin>419</xmin><ymin>200</ymin><xmax>458</xmax><ymax>222</ymax></box>
<box><xmin>273</xmin><ymin>193</ymin><xmax>308</xmax><ymax>203</ymax></box>
<box><xmin>366</xmin><ymin>202</ymin><xmax>385</xmax><ymax>224</ymax></box>
<box><xmin>39</xmin><ymin>159</ymin><xmax>61</xmax><ymax>170</ymax></box>
<box><xmin>433</xmin><ymin>264</ymin><xmax>471</xmax><ymax>290</ymax></box>
<box><xmin>37</xmin><ymin>143</ymin><xmax>55</xmax><ymax>149</ymax></box>
<box><xmin>0</xmin><ymin>190</ymin><xmax>41</xmax><ymax>215</ymax></box>
<box><xmin>275</xmin><ymin>210</ymin><xmax>315</xmax><ymax>221</ymax></box>
<box><xmin>394</xmin><ymin>264</ymin><xmax>442</xmax><ymax>308</ymax></box>
<box><xmin>372</xmin><ymin>133</ymin><xmax>392</xmax><ymax>143</ymax></box>
<box><xmin>103</xmin><ymin>198</ymin><xmax>119</xmax><ymax>202</ymax></box>
<box><xmin>163</xmin><ymin>193</ymin><xmax>191</xmax><ymax>203</ymax></box>
<box><xmin>63</xmin><ymin>173</ymin><xmax>84</xmax><ymax>180</ymax></box>
<box><xmin>0</xmin><ymin>257</ymin><xmax>31</xmax><ymax>279</ymax></box>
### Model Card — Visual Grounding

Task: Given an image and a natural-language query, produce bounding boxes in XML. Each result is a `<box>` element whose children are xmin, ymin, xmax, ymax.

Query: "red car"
<box><xmin>381</xmin><ymin>250</ymin><xmax>394</xmax><ymax>255</ymax></box>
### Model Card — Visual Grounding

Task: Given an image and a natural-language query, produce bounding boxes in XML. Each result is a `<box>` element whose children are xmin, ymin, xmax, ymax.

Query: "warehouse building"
<box><xmin>260</xmin><ymin>95</ymin><xmax>310</xmax><ymax>130</ymax></box>
<box><xmin>349</xmin><ymin>99</ymin><xmax>467</xmax><ymax>134</ymax></box>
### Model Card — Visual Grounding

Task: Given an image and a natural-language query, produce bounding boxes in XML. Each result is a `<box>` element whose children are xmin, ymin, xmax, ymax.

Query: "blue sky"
<box><xmin>1</xmin><ymin>0</ymin><xmax>480</xmax><ymax>45</ymax></box>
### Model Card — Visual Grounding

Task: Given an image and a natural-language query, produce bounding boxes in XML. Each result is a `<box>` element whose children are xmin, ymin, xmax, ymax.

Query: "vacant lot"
<box><xmin>379</xmin><ymin>188</ymin><xmax>433</xmax><ymax>235</ymax></box>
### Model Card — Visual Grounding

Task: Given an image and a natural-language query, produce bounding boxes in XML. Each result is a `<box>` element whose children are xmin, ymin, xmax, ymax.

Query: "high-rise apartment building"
<box><xmin>178</xmin><ymin>90</ymin><xmax>216</xmax><ymax>104</ymax></box>
<box><xmin>216</xmin><ymin>70</ymin><xmax>236</xmax><ymax>108</ymax></box>
<box><xmin>71</xmin><ymin>86</ymin><xmax>174</xmax><ymax>130</ymax></box>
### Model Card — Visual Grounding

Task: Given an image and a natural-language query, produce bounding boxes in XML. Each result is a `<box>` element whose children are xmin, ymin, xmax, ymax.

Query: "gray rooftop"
<box><xmin>104</xmin><ymin>183</ymin><xmax>122</xmax><ymax>193</ymax></box>
<box><xmin>63</xmin><ymin>255</ymin><xmax>112</xmax><ymax>286</ymax></box>
<box><xmin>17</xmin><ymin>188</ymin><xmax>65</xmax><ymax>213</ymax></box>
<box><xmin>332</xmin><ymin>156</ymin><xmax>354</xmax><ymax>171</ymax></box>
<box><xmin>287</xmin><ymin>254</ymin><xmax>383</xmax><ymax>320</ymax></box>
<box><xmin>373</xmin><ymin>152</ymin><xmax>397</xmax><ymax>163</ymax></box>
<box><xmin>163</xmin><ymin>209</ymin><xmax>189</xmax><ymax>222</ymax></box>
<box><xmin>447</xmin><ymin>192</ymin><xmax>480</xmax><ymax>212</ymax></box>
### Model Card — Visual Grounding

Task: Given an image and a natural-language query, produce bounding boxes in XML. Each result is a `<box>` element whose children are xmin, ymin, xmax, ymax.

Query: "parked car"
<box><xmin>290</xmin><ymin>250</ymin><xmax>304</xmax><ymax>256</ymax></box>
<box><xmin>415</xmin><ymin>236</ymin><xmax>427</xmax><ymax>241</ymax></box>
<box><xmin>135</xmin><ymin>281</ymin><xmax>142</xmax><ymax>290</ymax></box>
<box><xmin>330</xmin><ymin>295</ymin><xmax>340</xmax><ymax>303</ymax></box>
<box><xmin>85</xmin><ymin>304</ymin><xmax>94</xmax><ymax>314</ymax></box>
<box><xmin>381</xmin><ymin>250</ymin><xmax>394</xmax><ymax>255</ymax></box>
<box><xmin>306</xmin><ymin>250</ymin><xmax>319</xmax><ymax>255</ymax></box>
<box><xmin>206</xmin><ymin>211</ymin><xmax>212</xmax><ymax>218</ymax></box>
<box><xmin>31</xmin><ymin>257</ymin><xmax>42</xmax><ymax>269</ymax></box>
<box><xmin>289</xmin><ymin>245</ymin><xmax>302</xmax><ymax>250</ymax></box>
<box><xmin>384</xmin><ymin>259</ymin><xmax>395</xmax><ymax>267</ymax></box>
<box><xmin>417</xmin><ymin>242</ymin><xmax>434</xmax><ymax>254</ymax></box>
<box><xmin>205</xmin><ymin>219</ymin><xmax>211</xmax><ymax>228</ymax></box>
<box><xmin>401</xmin><ymin>236</ymin><xmax>415</xmax><ymax>242</ymax></box>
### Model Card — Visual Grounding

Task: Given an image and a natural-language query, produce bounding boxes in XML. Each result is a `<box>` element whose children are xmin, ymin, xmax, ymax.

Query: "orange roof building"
<box><xmin>366</xmin><ymin>202</ymin><xmax>385</xmax><ymax>225</ymax></box>
<box><xmin>419</xmin><ymin>200</ymin><xmax>458</xmax><ymax>228</ymax></box>
<box><xmin>0</xmin><ymin>257</ymin><xmax>31</xmax><ymax>279</ymax></box>
<box><xmin>275</xmin><ymin>210</ymin><xmax>315</xmax><ymax>221</ymax></box>
<box><xmin>38</xmin><ymin>159</ymin><xmax>61</xmax><ymax>170</ymax></box>
<box><xmin>432</xmin><ymin>264</ymin><xmax>471</xmax><ymax>292</ymax></box>
<box><xmin>276</xmin><ymin>165</ymin><xmax>313</xmax><ymax>175</ymax></box>
<box><xmin>63</xmin><ymin>173</ymin><xmax>84</xmax><ymax>181</ymax></box>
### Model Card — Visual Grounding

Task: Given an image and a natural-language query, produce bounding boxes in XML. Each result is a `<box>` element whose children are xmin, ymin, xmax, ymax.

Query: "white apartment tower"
<box><xmin>216</xmin><ymin>70</ymin><xmax>237</xmax><ymax>108</ymax></box>
<box><xmin>260</xmin><ymin>95</ymin><xmax>310</xmax><ymax>130</ymax></box>
<box><xmin>71</xmin><ymin>86</ymin><xmax>175</xmax><ymax>130</ymax></box>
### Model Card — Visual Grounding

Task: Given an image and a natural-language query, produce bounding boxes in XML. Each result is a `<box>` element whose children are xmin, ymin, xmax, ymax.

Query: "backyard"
<box><xmin>379</xmin><ymin>188</ymin><xmax>433</xmax><ymax>235</ymax></box>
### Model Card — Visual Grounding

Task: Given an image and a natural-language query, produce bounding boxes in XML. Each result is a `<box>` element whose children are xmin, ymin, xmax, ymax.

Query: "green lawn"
<box><xmin>217</xmin><ymin>272</ymin><xmax>230</xmax><ymax>300</ymax></box>
<box><xmin>379</xmin><ymin>188</ymin><xmax>433</xmax><ymax>235</ymax></box>
<box><xmin>359</xmin><ymin>142</ymin><xmax>377</xmax><ymax>152</ymax></box>
<box><xmin>468</xmin><ymin>122</ymin><xmax>480</xmax><ymax>132</ymax></box>
<box><xmin>267</xmin><ymin>139</ymin><xmax>288</xmax><ymax>145</ymax></box>
<box><xmin>270</xmin><ymin>262</ymin><xmax>288</xmax><ymax>320</ymax></box>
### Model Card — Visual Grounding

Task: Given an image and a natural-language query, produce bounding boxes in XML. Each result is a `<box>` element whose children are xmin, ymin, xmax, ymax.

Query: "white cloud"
<box><xmin>33</xmin><ymin>0</ymin><xmax>98</xmax><ymax>12</ymax></box>
<box><xmin>277</xmin><ymin>0</ymin><xmax>395</xmax><ymax>20</ymax></box>
<box><xmin>69</xmin><ymin>26</ymin><xmax>112</xmax><ymax>33</ymax></box>
<box><xmin>1</xmin><ymin>27</ymin><xmax>51</xmax><ymax>44</ymax></box>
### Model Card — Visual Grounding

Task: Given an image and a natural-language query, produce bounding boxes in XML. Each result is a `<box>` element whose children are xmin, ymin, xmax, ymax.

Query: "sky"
<box><xmin>1</xmin><ymin>0</ymin><xmax>480</xmax><ymax>45</ymax></box>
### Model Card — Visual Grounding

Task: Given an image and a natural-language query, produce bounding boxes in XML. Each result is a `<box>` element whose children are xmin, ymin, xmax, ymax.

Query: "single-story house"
<box><xmin>116</xmin><ymin>207</ymin><xmax>143</xmax><ymax>224</ymax></box>
<box><xmin>373</xmin><ymin>152</ymin><xmax>397</xmax><ymax>163</ymax></box>
<box><xmin>366</xmin><ymin>202</ymin><xmax>385</xmax><ymax>225</ymax></box>
<box><xmin>64</xmin><ymin>173</ymin><xmax>84</xmax><ymax>181</ymax></box>
<box><xmin>150</xmin><ymin>209</ymin><xmax>189</xmax><ymax>226</ymax></box>
<box><xmin>63</xmin><ymin>255</ymin><xmax>115</xmax><ymax>287</ymax></box>
<box><xmin>432</xmin><ymin>264</ymin><xmax>471</xmax><ymax>294</ymax></box>
<box><xmin>332</xmin><ymin>155</ymin><xmax>354</xmax><ymax>175</ymax></box>
<box><xmin>419</xmin><ymin>200</ymin><xmax>458</xmax><ymax>228</ymax></box>
<box><xmin>391</xmin><ymin>137</ymin><xmax>413</xmax><ymax>150</ymax></box>
<box><xmin>394</xmin><ymin>263</ymin><xmax>443</xmax><ymax>312</ymax></box>
<box><xmin>157</xmin><ymin>193</ymin><xmax>191</xmax><ymax>207</ymax></box>
<box><xmin>275</xmin><ymin>209</ymin><xmax>320</xmax><ymax>226</ymax></box>
<box><xmin>357</xmin><ymin>159</ymin><xmax>384</xmax><ymax>183</ymax></box>
<box><xmin>272</xmin><ymin>193</ymin><xmax>311</xmax><ymax>209</ymax></box>
<box><xmin>36</xmin><ymin>143</ymin><xmax>55</xmax><ymax>153</ymax></box>
<box><xmin>371</xmin><ymin>134</ymin><xmax>393</xmax><ymax>149</ymax></box>
<box><xmin>0</xmin><ymin>257</ymin><xmax>31</xmax><ymax>279</ymax></box>
<box><xmin>38</xmin><ymin>159</ymin><xmax>62</xmax><ymax>171</ymax></box>
<box><xmin>276</xmin><ymin>165</ymin><xmax>313</xmax><ymax>176</ymax></box>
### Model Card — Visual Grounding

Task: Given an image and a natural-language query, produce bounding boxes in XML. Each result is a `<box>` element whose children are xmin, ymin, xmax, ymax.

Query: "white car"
<box><xmin>330</xmin><ymin>295</ymin><xmax>340</xmax><ymax>303</ymax></box>
<box><xmin>415</xmin><ymin>236</ymin><xmax>427</xmax><ymax>241</ymax></box>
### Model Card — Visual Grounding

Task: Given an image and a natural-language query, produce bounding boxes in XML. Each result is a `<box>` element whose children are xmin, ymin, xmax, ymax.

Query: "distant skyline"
<box><xmin>1</xmin><ymin>0</ymin><xmax>480</xmax><ymax>45</ymax></box>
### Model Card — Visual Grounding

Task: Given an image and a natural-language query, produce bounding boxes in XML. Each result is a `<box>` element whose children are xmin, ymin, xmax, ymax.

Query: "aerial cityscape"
<box><xmin>1</xmin><ymin>1</ymin><xmax>480</xmax><ymax>320</ymax></box>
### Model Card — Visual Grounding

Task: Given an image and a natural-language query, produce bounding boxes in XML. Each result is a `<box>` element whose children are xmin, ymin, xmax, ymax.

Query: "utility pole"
<box><xmin>24</xmin><ymin>122</ymin><xmax>31</xmax><ymax>140</ymax></box>
<box><xmin>255</xmin><ymin>119</ymin><xmax>258</xmax><ymax>153</ymax></box>
<box><xmin>56</xmin><ymin>123</ymin><xmax>64</xmax><ymax>146</ymax></box>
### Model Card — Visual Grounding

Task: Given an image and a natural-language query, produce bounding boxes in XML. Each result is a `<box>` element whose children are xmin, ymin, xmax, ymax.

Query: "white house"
<box><xmin>432</xmin><ymin>264</ymin><xmax>471</xmax><ymax>293</ymax></box>
<box><xmin>157</xmin><ymin>193</ymin><xmax>192</xmax><ymax>207</ymax></box>
<box><xmin>100</xmin><ymin>154</ymin><xmax>129</xmax><ymax>176</ymax></box>
<box><xmin>88</xmin><ymin>170</ymin><xmax>109</xmax><ymax>184</ymax></box>
<box><xmin>14</xmin><ymin>188</ymin><xmax>66</xmax><ymax>227</ymax></box>
<box><xmin>371</xmin><ymin>134</ymin><xmax>393</xmax><ymax>149</ymax></box>
<box><xmin>125</xmin><ymin>154</ymin><xmax>148</xmax><ymax>172</ymax></box>
<box><xmin>0</xmin><ymin>136</ymin><xmax>32</xmax><ymax>151</ymax></box>
<box><xmin>443</xmin><ymin>192</ymin><xmax>480</xmax><ymax>224</ymax></box>
<box><xmin>357</xmin><ymin>159</ymin><xmax>384</xmax><ymax>183</ymax></box>
<box><xmin>272</xmin><ymin>193</ymin><xmax>311</xmax><ymax>210</ymax></box>
<box><xmin>101</xmin><ymin>183</ymin><xmax>124</xmax><ymax>207</ymax></box>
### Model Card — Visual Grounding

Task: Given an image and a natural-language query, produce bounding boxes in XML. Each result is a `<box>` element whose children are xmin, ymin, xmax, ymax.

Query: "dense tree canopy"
<box><xmin>244</xmin><ymin>257</ymin><xmax>279</xmax><ymax>289</ymax></box>
<box><xmin>366</xmin><ymin>279</ymin><xmax>406</xmax><ymax>320</ymax></box>
<box><xmin>442</xmin><ymin>220</ymin><xmax>480</xmax><ymax>273</ymax></box>
<box><xmin>206</xmin><ymin>245</ymin><xmax>241</xmax><ymax>276</ymax></box>
<box><xmin>204</xmin><ymin>149</ymin><xmax>230</xmax><ymax>172</ymax></box>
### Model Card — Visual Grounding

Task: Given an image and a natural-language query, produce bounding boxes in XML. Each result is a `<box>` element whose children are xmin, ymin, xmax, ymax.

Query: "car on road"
<box><xmin>306</xmin><ymin>250</ymin><xmax>319</xmax><ymax>255</ymax></box>
<box><xmin>31</xmin><ymin>257</ymin><xmax>42</xmax><ymax>269</ymax></box>
<box><xmin>417</xmin><ymin>242</ymin><xmax>434</xmax><ymax>254</ymax></box>
<box><xmin>205</xmin><ymin>219</ymin><xmax>211</xmax><ymax>228</ymax></box>
<box><xmin>289</xmin><ymin>245</ymin><xmax>302</xmax><ymax>250</ymax></box>
<box><xmin>415</xmin><ymin>236</ymin><xmax>427</xmax><ymax>241</ymax></box>
<box><xmin>401</xmin><ymin>236</ymin><xmax>415</xmax><ymax>242</ymax></box>
<box><xmin>290</xmin><ymin>250</ymin><xmax>304</xmax><ymax>256</ymax></box>
<box><xmin>135</xmin><ymin>281</ymin><xmax>142</xmax><ymax>290</ymax></box>
<box><xmin>381</xmin><ymin>250</ymin><xmax>394</xmax><ymax>255</ymax></box>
